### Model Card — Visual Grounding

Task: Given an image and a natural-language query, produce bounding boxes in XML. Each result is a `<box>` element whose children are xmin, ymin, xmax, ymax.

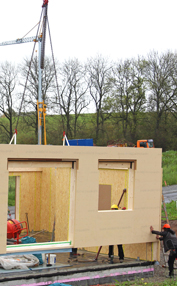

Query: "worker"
<box><xmin>70</xmin><ymin>248</ymin><xmax>78</xmax><ymax>258</ymax></box>
<box><xmin>42</xmin><ymin>0</ymin><xmax>48</xmax><ymax>7</ymax></box>
<box><xmin>109</xmin><ymin>204</ymin><xmax>124</xmax><ymax>263</ymax></box>
<box><xmin>150</xmin><ymin>224</ymin><xmax>177</xmax><ymax>278</ymax></box>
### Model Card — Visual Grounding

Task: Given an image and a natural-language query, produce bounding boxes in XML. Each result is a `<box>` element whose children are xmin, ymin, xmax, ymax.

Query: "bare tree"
<box><xmin>145</xmin><ymin>51</ymin><xmax>177</xmax><ymax>144</ymax></box>
<box><xmin>55</xmin><ymin>58</ymin><xmax>89</xmax><ymax>138</ymax></box>
<box><xmin>0</xmin><ymin>62</ymin><xmax>18</xmax><ymax>142</ymax></box>
<box><xmin>127</xmin><ymin>58</ymin><xmax>147</xmax><ymax>142</ymax></box>
<box><xmin>86</xmin><ymin>55</ymin><xmax>112</xmax><ymax>142</ymax></box>
<box><xmin>111</xmin><ymin>58</ymin><xmax>147</xmax><ymax>142</ymax></box>
<box><xmin>111</xmin><ymin>59</ymin><xmax>132</xmax><ymax>139</ymax></box>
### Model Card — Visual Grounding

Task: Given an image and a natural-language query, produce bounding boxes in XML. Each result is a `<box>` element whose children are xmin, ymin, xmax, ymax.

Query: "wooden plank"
<box><xmin>55</xmin><ymin>168</ymin><xmax>71</xmax><ymax>242</ymax></box>
<box><xmin>8</xmin><ymin>161</ymin><xmax>72</xmax><ymax>169</ymax></box>
<box><xmin>99</xmin><ymin>162</ymin><xmax>130</xmax><ymax>169</ymax></box>
<box><xmin>9</xmin><ymin>168</ymin><xmax>43</xmax><ymax>172</ymax></box>
<box><xmin>68</xmin><ymin>163</ymin><xmax>77</xmax><ymax>244</ymax></box>
<box><xmin>98</xmin><ymin>185</ymin><xmax>111</xmax><ymax>210</ymax></box>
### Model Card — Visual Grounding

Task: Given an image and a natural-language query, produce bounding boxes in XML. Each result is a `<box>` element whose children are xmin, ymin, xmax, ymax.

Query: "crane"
<box><xmin>0</xmin><ymin>0</ymin><xmax>49</xmax><ymax>145</ymax></box>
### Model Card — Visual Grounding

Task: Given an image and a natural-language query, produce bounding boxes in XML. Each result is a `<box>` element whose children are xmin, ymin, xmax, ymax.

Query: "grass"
<box><xmin>114</xmin><ymin>278</ymin><xmax>177</xmax><ymax>285</ymax></box>
<box><xmin>8</xmin><ymin>176</ymin><xmax>15</xmax><ymax>206</ymax></box>
<box><xmin>162</xmin><ymin>150</ymin><xmax>177</xmax><ymax>186</ymax></box>
<box><xmin>161</xmin><ymin>150</ymin><xmax>177</xmax><ymax>221</ymax></box>
<box><xmin>162</xmin><ymin>201</ymin><xmax>177</xmax><ymax>221</ymax></box>
<box><xmin>8</xmin><ymin>190</ymin><xmax>15</xmax><ymax>206</ymax></box>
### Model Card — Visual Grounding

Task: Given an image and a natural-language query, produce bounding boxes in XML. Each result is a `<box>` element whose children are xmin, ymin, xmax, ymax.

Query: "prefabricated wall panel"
<box><xmin>0</xmin><ymin>145</ymin><xmax>162</xmax><ymax>260</ymax></box>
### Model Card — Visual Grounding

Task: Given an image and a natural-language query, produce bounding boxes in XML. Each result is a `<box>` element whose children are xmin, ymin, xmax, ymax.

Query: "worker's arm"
<box><xmin>156</xmin><ymin>234</ymin><xmax>163</xmax><ymax>240</ymax></box>
<box><xmin>150</xmin><ymin>226</ymin><xmax>166</xmax><ymax>237</ymax></box>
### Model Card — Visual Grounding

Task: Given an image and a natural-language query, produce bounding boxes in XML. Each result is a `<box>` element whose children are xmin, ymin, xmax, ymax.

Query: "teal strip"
<box><xmin>7</xmin><ymin>241</ymin><xmax>71</xmax><ymax>248</ymax></box>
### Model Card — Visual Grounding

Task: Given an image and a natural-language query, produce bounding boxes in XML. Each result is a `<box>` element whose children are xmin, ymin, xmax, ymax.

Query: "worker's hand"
<box><xmin>150</xmin><ymin>226</ymin><xmax>153</xmax><ymax>232</ymax></box>
<box><xmin>156</xmin><ymin>235</ymin><xmax>159</xmax><ymax>240</ymax></box>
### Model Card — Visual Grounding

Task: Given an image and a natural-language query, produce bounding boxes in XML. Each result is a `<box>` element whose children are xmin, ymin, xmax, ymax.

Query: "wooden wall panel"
<box><xmin>40</xmin><ymin>168</ymin><xmax>51</xmax><ymax>232</ymax></box>
<box><xmin>19</xmin><ymin>172</ymin><xmax>41</xmax><ymax>232</ymax></box>
<box><xmin>0</xmin><ymin>158</ymin><xmax>8</xmax><ymax>253</ymax></box>
<box><xmin>84</xmin><ymin>243</ymin><xmax>153</xmax><ymax>261</ymax></box>
<box><xmin>0</xmin><ymin>145</ymin><xmax>161</xmax><ymax>258</ymax></box>
<box><xmin>124</xmin><ymin>243</ymin><xmax>152</xmax><ymax>261</ymax></box>
<box><xmin>55</xmin><ymin>168</ymin><xmax>71</xmax><ymax>242</ymax></box>
<box><xmin>34</xmin><ymin>172</ymin><xmax>42</xmax><ymax>231</ymax></box>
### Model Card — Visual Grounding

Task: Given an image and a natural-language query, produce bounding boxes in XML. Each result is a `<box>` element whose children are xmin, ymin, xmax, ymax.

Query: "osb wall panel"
<box><xmin>124</xmin><ymin>243</ymin><xmax>152</xmax><ymax>261</ymax></box>
<box><xmin>99</xmin><ymin>169</ymin><xmax>128</xmax><ymax>209</ymax></box>
<box><xmin>40</xmin><ymin>168</ymin><xmax>52</xmax><ymax>232</ymax></box>
<box><xmin>84</xmin><ymin>243</ymin><xmax>153</xmax><ymax>261</ymax></box>
<box><xmin>55</xmin><ymin>167</ymin><xmax>71</xmax><ymax>242</ymax></box>
<box><xmin>35</xmin><ymin>167</ymin><xmax>71</xmax><ymax>237</ymax></box>
<box><xmin>0</xmin><ymin>145</ymin><xmax>162</xmax><ymax>258</ymax></box>
<box><xmin>10</xmin><ymin>172</ymin><xmax>42</xmax><ymax>232</ymax></box>
<box><xmin>10</xmin><ymin>167</ymin><xmax>71</xmax><ymax>236</ymax></box>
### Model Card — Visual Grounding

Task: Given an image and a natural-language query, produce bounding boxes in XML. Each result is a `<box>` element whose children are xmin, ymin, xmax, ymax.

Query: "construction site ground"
<box><xmin>1</xmin><ymin>220</ymin><xmax>177</xmax><ymax>285</ymax></box>
<box><xmin>3</xmin><ymin>187</ymin><xmax>177</xmax><ymax>285</ymax></box>
<box><xmin>0</xmin><ymin>247</ymin><xmax>154</xmax><ymax>286</ymax></box>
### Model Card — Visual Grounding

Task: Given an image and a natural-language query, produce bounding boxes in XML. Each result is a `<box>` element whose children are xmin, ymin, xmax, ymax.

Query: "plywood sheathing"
<box><xmin>55</xmin><ymin>167</ymin><xmax>71</xmax><ymax>241</ymax></box>
<box><xmin>99</xmin><ymin>168</ymin><xmax>128</xmax><ymax>209</ymax></box>
<box><xmin>0</xmin><ymin>145</ymin><xmax>161</xmax><ymax>258</ymax></box>
<box><xmin>84</xmin><ymin>242</ymin><xmax>155</xmax><ymax>261</ymax></box>
<box><xmin>9</xmin><ymin>166</ymin><xmax>71</xmax><ymax>240</ymax></box>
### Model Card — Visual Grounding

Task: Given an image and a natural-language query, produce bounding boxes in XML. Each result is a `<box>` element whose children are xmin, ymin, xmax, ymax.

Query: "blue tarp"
<box><xmin>67</xmin><ymin>138</ymin><xmax>93</xmax><ymax>146</ymax></box>
<box><xmin>21</xmin><ymin>236</ymin><xmax>43</xmax><ymax>265</ymax></box>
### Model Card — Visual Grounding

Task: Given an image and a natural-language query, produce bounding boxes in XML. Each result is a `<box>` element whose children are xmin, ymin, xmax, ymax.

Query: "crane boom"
<box><xmin>40</xmin><ymin>4</ymin><xmax>48</xmax><ymax>69</ymax></box>
<box><xmin>0</xmin><ymin>36</ymin><xmax>39</xmax><ymax>46</ymax></box>
<box><xmin>0</xmin><ymin>0</ymin><xmax>49</xmax><ymax>145</ymax></box>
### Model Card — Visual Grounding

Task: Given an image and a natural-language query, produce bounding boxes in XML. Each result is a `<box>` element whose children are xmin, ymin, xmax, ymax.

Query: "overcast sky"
<box><xmin>0</xmin><ymin>0</ymin><xmax>177</xmax><ymax>65</ymax></box>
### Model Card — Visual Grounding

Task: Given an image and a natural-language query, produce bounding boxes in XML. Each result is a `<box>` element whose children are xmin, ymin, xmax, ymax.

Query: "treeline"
<box><xmin>0</xmin><ymin>51</ymin><xmax>177</xmax><ymax>151</ymax></box>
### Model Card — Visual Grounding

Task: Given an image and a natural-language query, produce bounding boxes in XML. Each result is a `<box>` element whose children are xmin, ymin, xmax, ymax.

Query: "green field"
<box><xmin>162</xmin><ymin>150</ymin><xmax>177</xmax><ymax>186</ymax></box>
<box><xmin>115</xmin><ymin>278</ymin><xmax>177</xmax><ymax>285</ymax></box>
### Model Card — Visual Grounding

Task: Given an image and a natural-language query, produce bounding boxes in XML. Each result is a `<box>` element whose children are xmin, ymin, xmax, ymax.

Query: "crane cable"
<box><xmin>21</xmin><ymin>22</ymin><xmax>40</xmax><ymax>39</ymax></box>
<box><xmin>15</xmin><ymin>9</ymin><xmax>44</xmax><ymax>130</ymax></box>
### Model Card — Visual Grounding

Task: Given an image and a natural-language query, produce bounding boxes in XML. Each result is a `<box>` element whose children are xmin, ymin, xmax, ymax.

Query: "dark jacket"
<box><xmin>152</xmin><ymin>228</ymin><xmax>177</xmax><ymax>252</ymax></box>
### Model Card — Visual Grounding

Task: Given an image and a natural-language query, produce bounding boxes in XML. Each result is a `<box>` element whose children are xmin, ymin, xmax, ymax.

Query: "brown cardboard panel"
<box><xmin>98</xmin><ymin>185</ymin><xmax>111</xmax><ymax>210</ymax></box>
